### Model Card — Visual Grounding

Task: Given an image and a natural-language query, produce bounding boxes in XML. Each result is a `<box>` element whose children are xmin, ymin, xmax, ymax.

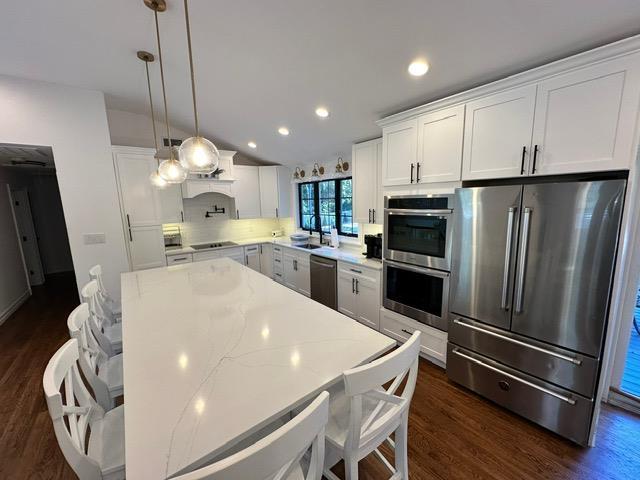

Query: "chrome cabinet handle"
<box><xmin>410</xmin><ymin>163</ymin><xmax>414</xmax><ymax>183</ymax></box>
<box><xmin>452</xmin><ymin>348</ymin><xmax>576</xmax><ymax>405</ymax></box>
<box><xmin>126</xmin><ymin>214</ymin><xmax>133</xmax><ymax>241</ymax></box>
<box><xmin>501</xmin><ymin>207</ymin><xmax>516</xmax><ymax>310</ymax></box>
<box><xmin>515</xmin><ymin>207</ymin><xmax>531</xmax><ymax>313</ymax></box>
<box><xmin>452</xmin><ymin>319</ymin><xmax>582</xmax><ymax>365</ymax></box>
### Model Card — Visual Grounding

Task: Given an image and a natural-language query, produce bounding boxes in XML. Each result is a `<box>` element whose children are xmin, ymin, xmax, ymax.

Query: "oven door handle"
<box><xmin>384</xmin><ymin>259</ymin><xmax>450</xmax><ymax>278</ymax></box>
<box><xmin>385</xmin><ymin>208</ymin><xmax>453</xmax><ymax>215</ymax></box>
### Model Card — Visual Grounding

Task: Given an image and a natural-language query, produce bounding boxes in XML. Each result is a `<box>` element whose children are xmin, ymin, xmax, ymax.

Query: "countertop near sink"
<box><xmin>166</xmin><ymin>236</ymin><xmax>383</xmax><ymax>270</ymax></box>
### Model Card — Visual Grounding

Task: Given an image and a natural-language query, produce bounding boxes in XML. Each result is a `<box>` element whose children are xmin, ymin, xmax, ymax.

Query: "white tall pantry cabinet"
<box><xmin>113</xmin><ymin>146</ymin><xmax>183</xmax><ymax>271</ymax></box>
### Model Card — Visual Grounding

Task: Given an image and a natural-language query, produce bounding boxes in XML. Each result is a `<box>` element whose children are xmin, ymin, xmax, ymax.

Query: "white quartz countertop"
<box><xmin>121</xmin><ymin>258</ymin><xmax>393</xmax><ymax>479</ymax></box>
<box><xmin>166</xmin><ymin>236</ymin><xmax>383</xmax><ymax>270</ymax></box>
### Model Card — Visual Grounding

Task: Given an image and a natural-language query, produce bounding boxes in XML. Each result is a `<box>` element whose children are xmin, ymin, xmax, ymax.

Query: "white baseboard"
<box><xmin>0</xmin><ymin>289</ymin><xmax>31</xmax><ymax>326</ymax></box>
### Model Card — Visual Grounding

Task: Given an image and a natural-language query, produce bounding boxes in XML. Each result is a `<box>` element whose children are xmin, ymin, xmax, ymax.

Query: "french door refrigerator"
<box><xmin>447</xmin><ymin>178</ymin><xmax>625</xmax><ymax>445</ymax></box>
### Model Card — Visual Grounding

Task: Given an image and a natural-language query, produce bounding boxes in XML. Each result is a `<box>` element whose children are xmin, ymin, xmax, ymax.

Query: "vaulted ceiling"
<box><xmin>2</xmin><ymin>1</ymin><xmax>640</xmax><ymax>166</ymax></box>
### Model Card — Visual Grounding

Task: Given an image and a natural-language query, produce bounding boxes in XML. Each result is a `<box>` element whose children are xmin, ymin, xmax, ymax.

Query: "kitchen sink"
<box><xmin>191</xmin><ymin>241</ymin><xmax>237</xmax><ymax>250</ymax></box>
<box><xmin>297</xmin><ymin>244</ymin><xmax>323</xmax><ymax>250</ymax></box>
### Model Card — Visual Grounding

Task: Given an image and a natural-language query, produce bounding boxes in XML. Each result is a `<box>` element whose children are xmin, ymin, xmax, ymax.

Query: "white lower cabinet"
<box><xmin>193</xmin><ymin>247</ymin><xmax>244</xmax><ymax>264</ymax></box>
<box><xmin>129</xmin><ymin>225</ymin><xmax>166</xmax><ymax>271</ymax></box>
<box><xmin>282</xmin><ymin>247</ymin><xmax>311</xmax><ymax>297</ymax></box>
<box><xmin>273</xmin><ymin>245</ymin><xmax>284</xmax><ymax>283</ymax></box>
<box><xmin>379</xmin><ymin>307</ymin><xmax>447</xmax><ymax>366</ymax></box>
<box><xmin>166</xmin><ymin>253</ymin><xmax>193</xmax><ymax>265</ymax></box>
<box><xmin>337</xmin><ymin>262</ymin><xmax>381</xmax><ymax>330</ymax></box>
<box><xmin>259</xmin><ymin>243</ymin><xmax>274</xmax><ymax>279</ymax></box>
<box><xmin>244</xmin><ymin>245</ymin><xmax>261</xmax><ymax>272</ymax></box>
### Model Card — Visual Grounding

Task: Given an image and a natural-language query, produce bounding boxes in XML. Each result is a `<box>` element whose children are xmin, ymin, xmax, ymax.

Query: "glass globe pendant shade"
<box><xmin>179</xmin><ymin>136</ymin><xmax>220</xmax><ymax>174</ymax></box>
<box><xmin>149</xmin><ymin>169</ymin><xmax>168</xmax><ymax>189</ymax></box>
<box><xmin>158</xmin><ymin>158</ymin><xmax>187</xmax><ymax>184</ymax></box>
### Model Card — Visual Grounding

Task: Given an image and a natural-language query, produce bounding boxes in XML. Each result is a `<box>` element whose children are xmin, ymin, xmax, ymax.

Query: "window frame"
<box><xmin>297</xmin><ymin>177</ymin><xmax>357</xmax><ymax>237</ymax></box>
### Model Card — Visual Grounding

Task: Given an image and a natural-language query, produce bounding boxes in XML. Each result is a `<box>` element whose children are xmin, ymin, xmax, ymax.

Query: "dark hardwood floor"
<box><xmin>1</xmin><ymin>273</ymin><xmax>639</xmax><ymax>479</ymax></box>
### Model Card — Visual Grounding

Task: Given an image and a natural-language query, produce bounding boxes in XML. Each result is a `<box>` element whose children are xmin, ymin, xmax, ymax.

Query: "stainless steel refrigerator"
<box><xmin>447</xmin><ymin>178</ymin><xmax>625</xmax><ymax>445</ymax></box>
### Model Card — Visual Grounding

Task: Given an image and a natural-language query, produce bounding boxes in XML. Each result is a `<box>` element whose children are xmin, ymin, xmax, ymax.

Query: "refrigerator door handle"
<box><xmin>451</xmin><ymin>348</ymin><xmax>577</xmax><ymax>405</ymax></box>
<box><xmin>515</xmin><ymin>207</ymin><xmax>532</xmax><ymax>314</ymax></box>
<box><xmin>501</xmin><ymin>207</ymin><xmax>516</xmax><ymax>310</ymax></box>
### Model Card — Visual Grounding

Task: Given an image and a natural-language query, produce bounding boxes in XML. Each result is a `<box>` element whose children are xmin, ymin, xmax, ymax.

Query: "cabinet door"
<box><xmin>276</xmin><ymin>166</ymin><xmax>292</xmax><ymax>218</ymax></box>
<box><xmin>295</xmin><ymin>253</ymin><xmax>311</xmax><ymax>297</ymax></box>
<box><xmin>374</xmin><ymin>140</ymin><xmax>383</xmax><ymax>224</ymax></box>
<box><xmin>219</xmin><ymin>247</ymin><xmax>245</xmax><ymax>264</ymax></box>
<box><xmin>260</xmin><ymin>243</ymin><xmax>274</xmax><ymax>279</ymax></box>
<box><xmin>115</xmin><ymin>152</ymin><xmax>161</xmax><ymax>226</ymax></box>
<box><xmin>353</xmin><ymin>140</ymin><xmax>379</xmax><ymax>224</ymax></box>
<box><xmin>158</xmin><ymin>185</ymin><xmax>184</xmax><ymax>223</ymax></box>
<box><xmin>382</xmin><ymin>118</ymin><xmax>417</xmax><ymax>186</ymax></box>
<box><xmin>259</xmin><ymin>166</ymin><xmax>279</xmax><ymax>218</ymax></box>
<box><xmin>337</xmin><ymin>271</ymin><xmax>357</xmax><ymax>318</ymax></box>
<box><xmin>244</xmin><ymin>245</ymin><xmax>261</xmax><ymax>272</ymax></box>
<box><xmin>531</xmin><ymin>55</ymin><xmax>640</xmax><ymax>175</ymax></box>
<box><xmin>417</xmin><ymin>105</ymin><xmax>464</xmax><ymax>183</ymax></box>
<box><xmin>233</xmin><ymin>166</ymin><xmax>262</xmax><ymax>219</ymax></box>
<box><xmin>283</xmin><ymin>251</ymin><xmax>298</xmax><ymax>290</ymax></box>
<box><xmin>462</xmin><ymin>84</ymin><xmax>537</xmax><ymax>180</ymax></box>
<box><xmin>355</xmin><ymin>273</ymin><xmax>381</xmax><ymax>330</ymax></box>
<box><xmin>129</xmin><ymin>225</ymin><xmax>166</xmax><ymax>271</ymax></box>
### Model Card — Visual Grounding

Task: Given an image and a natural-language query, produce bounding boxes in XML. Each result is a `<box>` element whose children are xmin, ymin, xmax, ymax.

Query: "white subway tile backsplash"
<box><xmin>164</xmin><ymin>193</ymin><xmax>289</xmax><ymax>246</ymax></box>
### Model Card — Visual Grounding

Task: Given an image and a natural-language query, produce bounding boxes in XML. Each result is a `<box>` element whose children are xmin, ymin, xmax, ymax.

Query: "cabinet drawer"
<box><xmin>219</xmin><ymin>247</ymin><xmax>244</xmax><ymax>258</ymax></box>
<box><xmin>447</xmin><ymin>344</ymin><xmax>593</xmax><ymax>445</ymax></box>
<box><xmin>193</xmin><ymin>250</ymin><xmax>220</xmax><ymax>262</ymax></box>
<box><xmin>449</xmin><ymin>317</ymin><xmax>598</xmax><ymax>397</ymax></box>
<box><xmin>167</xmin><ymin>254</ymin><xmax>193</xmax><ymax>265</ymax></box>
<box><xmin>380</xmin><ymin>308</ymin><xmax>447</xmax><ymax>364</ymax></box>
<box><xmin>274</xmin><ymin>270</ymin><xmax>284</xmax><ymax>283</ymax></box>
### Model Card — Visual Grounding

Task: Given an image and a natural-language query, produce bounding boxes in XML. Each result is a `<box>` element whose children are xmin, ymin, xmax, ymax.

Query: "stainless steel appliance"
<box><xmin>383</xmin><ymin>260</ymin><xmax>450</xmax><ymax>331</ymax></box>
<box><xmin>384</xmin><ymin>194</ymin><xmax>453</xmax><ymax>271</ymax></box>
<box><xmin>310</xmin><ymin>255</ymin><xmax>337</xmax><ymax>309</ymax></box>
<box><xmin>447</xmin><ymin>178</ymin><xmax>625</xmax><ymax>445</ymax></box>
<box><xmin>364</xmin><ymin>233</ymin><xmax>382</xmax><ymax>259</ymax></box>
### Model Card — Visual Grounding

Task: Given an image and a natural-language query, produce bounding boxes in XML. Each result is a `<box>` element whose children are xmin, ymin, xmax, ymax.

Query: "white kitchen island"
<box><xmin>121</xmin><ymin>258</ymin><xmax>395</xmax><ymax>479</ymax></box>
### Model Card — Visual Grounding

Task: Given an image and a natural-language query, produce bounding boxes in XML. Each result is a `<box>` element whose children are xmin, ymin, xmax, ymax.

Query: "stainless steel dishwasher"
<box><xmin>310</xmin><ymin>254</ymin><xmax>337</xmax><ymax>309</ymax></box>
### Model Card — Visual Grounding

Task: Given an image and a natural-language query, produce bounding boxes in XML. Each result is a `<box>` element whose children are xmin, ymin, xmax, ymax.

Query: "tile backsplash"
<box><xmin>164</xmin><ymin>193</ymin><xmax>292</xmax><ymax>246</ymax></box>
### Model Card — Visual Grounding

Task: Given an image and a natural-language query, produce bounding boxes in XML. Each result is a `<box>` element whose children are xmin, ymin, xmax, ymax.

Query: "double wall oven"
<box><xmin>383</xmin><ymin>194</ymin><xmax>453</xmax><ymax>331</ymax></box>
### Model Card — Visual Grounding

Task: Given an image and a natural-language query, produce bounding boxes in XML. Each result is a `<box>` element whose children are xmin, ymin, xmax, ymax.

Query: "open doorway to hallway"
<box><xmin>0</xmin><ymin>143</ymin><xmax>75</xmax><ymax>325</ymax></box>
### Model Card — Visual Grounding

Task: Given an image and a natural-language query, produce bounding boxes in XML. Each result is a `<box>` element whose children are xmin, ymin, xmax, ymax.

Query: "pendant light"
<box><xmin>145</xmin><ymin>0</ymin><xmax>187</xmax><ymax>184</ymax></box>
<box><xmin>138</xmin><ymin>50</ymin><xmax>167</xmax><ymax>189</ymax></box>
<box><xmin>178</xmin><ymin>0</ymin><xmax>220</xmax><ymax>174</ymax></box>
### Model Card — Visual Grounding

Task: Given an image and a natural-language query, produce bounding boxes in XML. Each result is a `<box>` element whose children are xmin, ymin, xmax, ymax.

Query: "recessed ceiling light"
<box><xmin>408</xmin><ymin>60</ymin><xmax>429</xmax><ymax>77</ymax></box>
<box><xmin>315</xmin><ymin>107</ymin><xmax>329</xmax><ymax>118</ymax></box>
<box><xmin>278</xmin><ymin>127</ymin><xmax>290</xmax><ymax>136</ymax></box>
<box><xmin>248</xmin><ymin>141</ymin><xmax>257</xmax><ymax>149</ymax></box>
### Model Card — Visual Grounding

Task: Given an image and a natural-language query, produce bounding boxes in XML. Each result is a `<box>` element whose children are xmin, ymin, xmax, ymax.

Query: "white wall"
<box><xmin>106</xmin><ymin>109</ymin><xmax>264</xmax><ymax>166</ymax></box>
<box><xmin>0</xmin><ymin>75</ymin><xmax>129</xmax><ymax>300</ymax></box>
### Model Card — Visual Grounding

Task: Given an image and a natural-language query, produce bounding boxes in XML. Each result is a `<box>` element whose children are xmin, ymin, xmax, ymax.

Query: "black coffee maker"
<box><xmin>364</xmin><ymin>233</ymin><xmax>383</xmax><ymax>259</ymax></box>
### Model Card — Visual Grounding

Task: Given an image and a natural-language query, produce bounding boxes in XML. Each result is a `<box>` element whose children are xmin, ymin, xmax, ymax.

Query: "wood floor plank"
<box><xmin>1</xmin><ymin>273</ymin><xmax>639</xmax><ymax>479</ymax></box>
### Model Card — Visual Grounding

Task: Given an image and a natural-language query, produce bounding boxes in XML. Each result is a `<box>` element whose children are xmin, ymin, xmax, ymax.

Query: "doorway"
<box><xmin>620</xmin><ymin>286</ymin><xmax>640</xmax><ymax>399</ymax></box>
<box><xmin>0</xmin><ymin>143</ymin><xmax>74</xmax><ymax>291</ymax></box>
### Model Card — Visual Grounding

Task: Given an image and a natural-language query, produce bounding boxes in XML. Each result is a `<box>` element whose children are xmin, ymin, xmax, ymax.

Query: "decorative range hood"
<box><xmin>180</xmin><ymin>150</ymin><xmax>236</xmax><ymax>199</ymax></box>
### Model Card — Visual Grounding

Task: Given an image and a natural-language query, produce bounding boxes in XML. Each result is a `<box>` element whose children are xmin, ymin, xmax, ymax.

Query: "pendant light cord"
<box><xmin>144</xmin><ymin>60</ymin><xmax>160</xmax><ymax>165</ymax></box>
<box><xmin>183</xmin><ymin>0</ymin><xmax>199</xmax><ymax>137</ymax></box>
<box><xmin>154</xmin><ymin>10</ymin><xmax>172</xmax><ymax>153</ymax></box>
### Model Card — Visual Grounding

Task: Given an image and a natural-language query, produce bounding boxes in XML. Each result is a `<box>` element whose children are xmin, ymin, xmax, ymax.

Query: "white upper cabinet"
<box><xmin>531</xmin><ymin>54</ymin><xmax>640</xmax><ymax>176</ymax></box>
<box><xmin>259</xmin><ymin>166</ymin><xmax>291</xmax><ymax>219</ymax></box>
<box><xmin>114</xmin><ymin>150</ymin><xmax>162</xmax><ymax>227</ymax></box>
<box><xmin>416</xmin><ymin>105</ymin><xmax>465</xmax><ymax>183</ymax></box>
<box><xmin>381</xmin><ymin>118</ymin><xmax>418</xmax><ymax>186</ymax></box>
<box><xmin>462</xmin><ymin>84</ymin><xmax>537</xmax><ymax>180</ymax></box>
<box><xmin>232</xmin><ymin>165</ymin><xmax>262</xmax><ymax>219</ymax></box>
<box><xmin>353</xmin><ymin>138</ymin><xmax>382</xmax><ymax>225</ymax></box>
<box><xmin>158</xmin><ymin>185</ymin><xmax>184</xmax><ymax>223</ymax></box>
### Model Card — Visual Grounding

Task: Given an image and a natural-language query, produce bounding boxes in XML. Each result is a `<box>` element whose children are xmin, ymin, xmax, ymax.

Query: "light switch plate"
<box><xmin>83</xmin><ymin>233</ymin><xmax>106</xmax><ymax>245</ymax></box>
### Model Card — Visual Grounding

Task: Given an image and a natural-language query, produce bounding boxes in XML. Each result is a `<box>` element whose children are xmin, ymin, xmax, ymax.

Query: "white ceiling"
<box><xmin>2</xmin><ymin>1</ymin><xmax>640</xmax><ymax>167</ymax></box>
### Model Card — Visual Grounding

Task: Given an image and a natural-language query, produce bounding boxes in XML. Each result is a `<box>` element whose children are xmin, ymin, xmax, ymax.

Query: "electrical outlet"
<box><xmin>83</xmin><ymin>233</ymin><xmax>106</xmax><ymax>245</ymax></box>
